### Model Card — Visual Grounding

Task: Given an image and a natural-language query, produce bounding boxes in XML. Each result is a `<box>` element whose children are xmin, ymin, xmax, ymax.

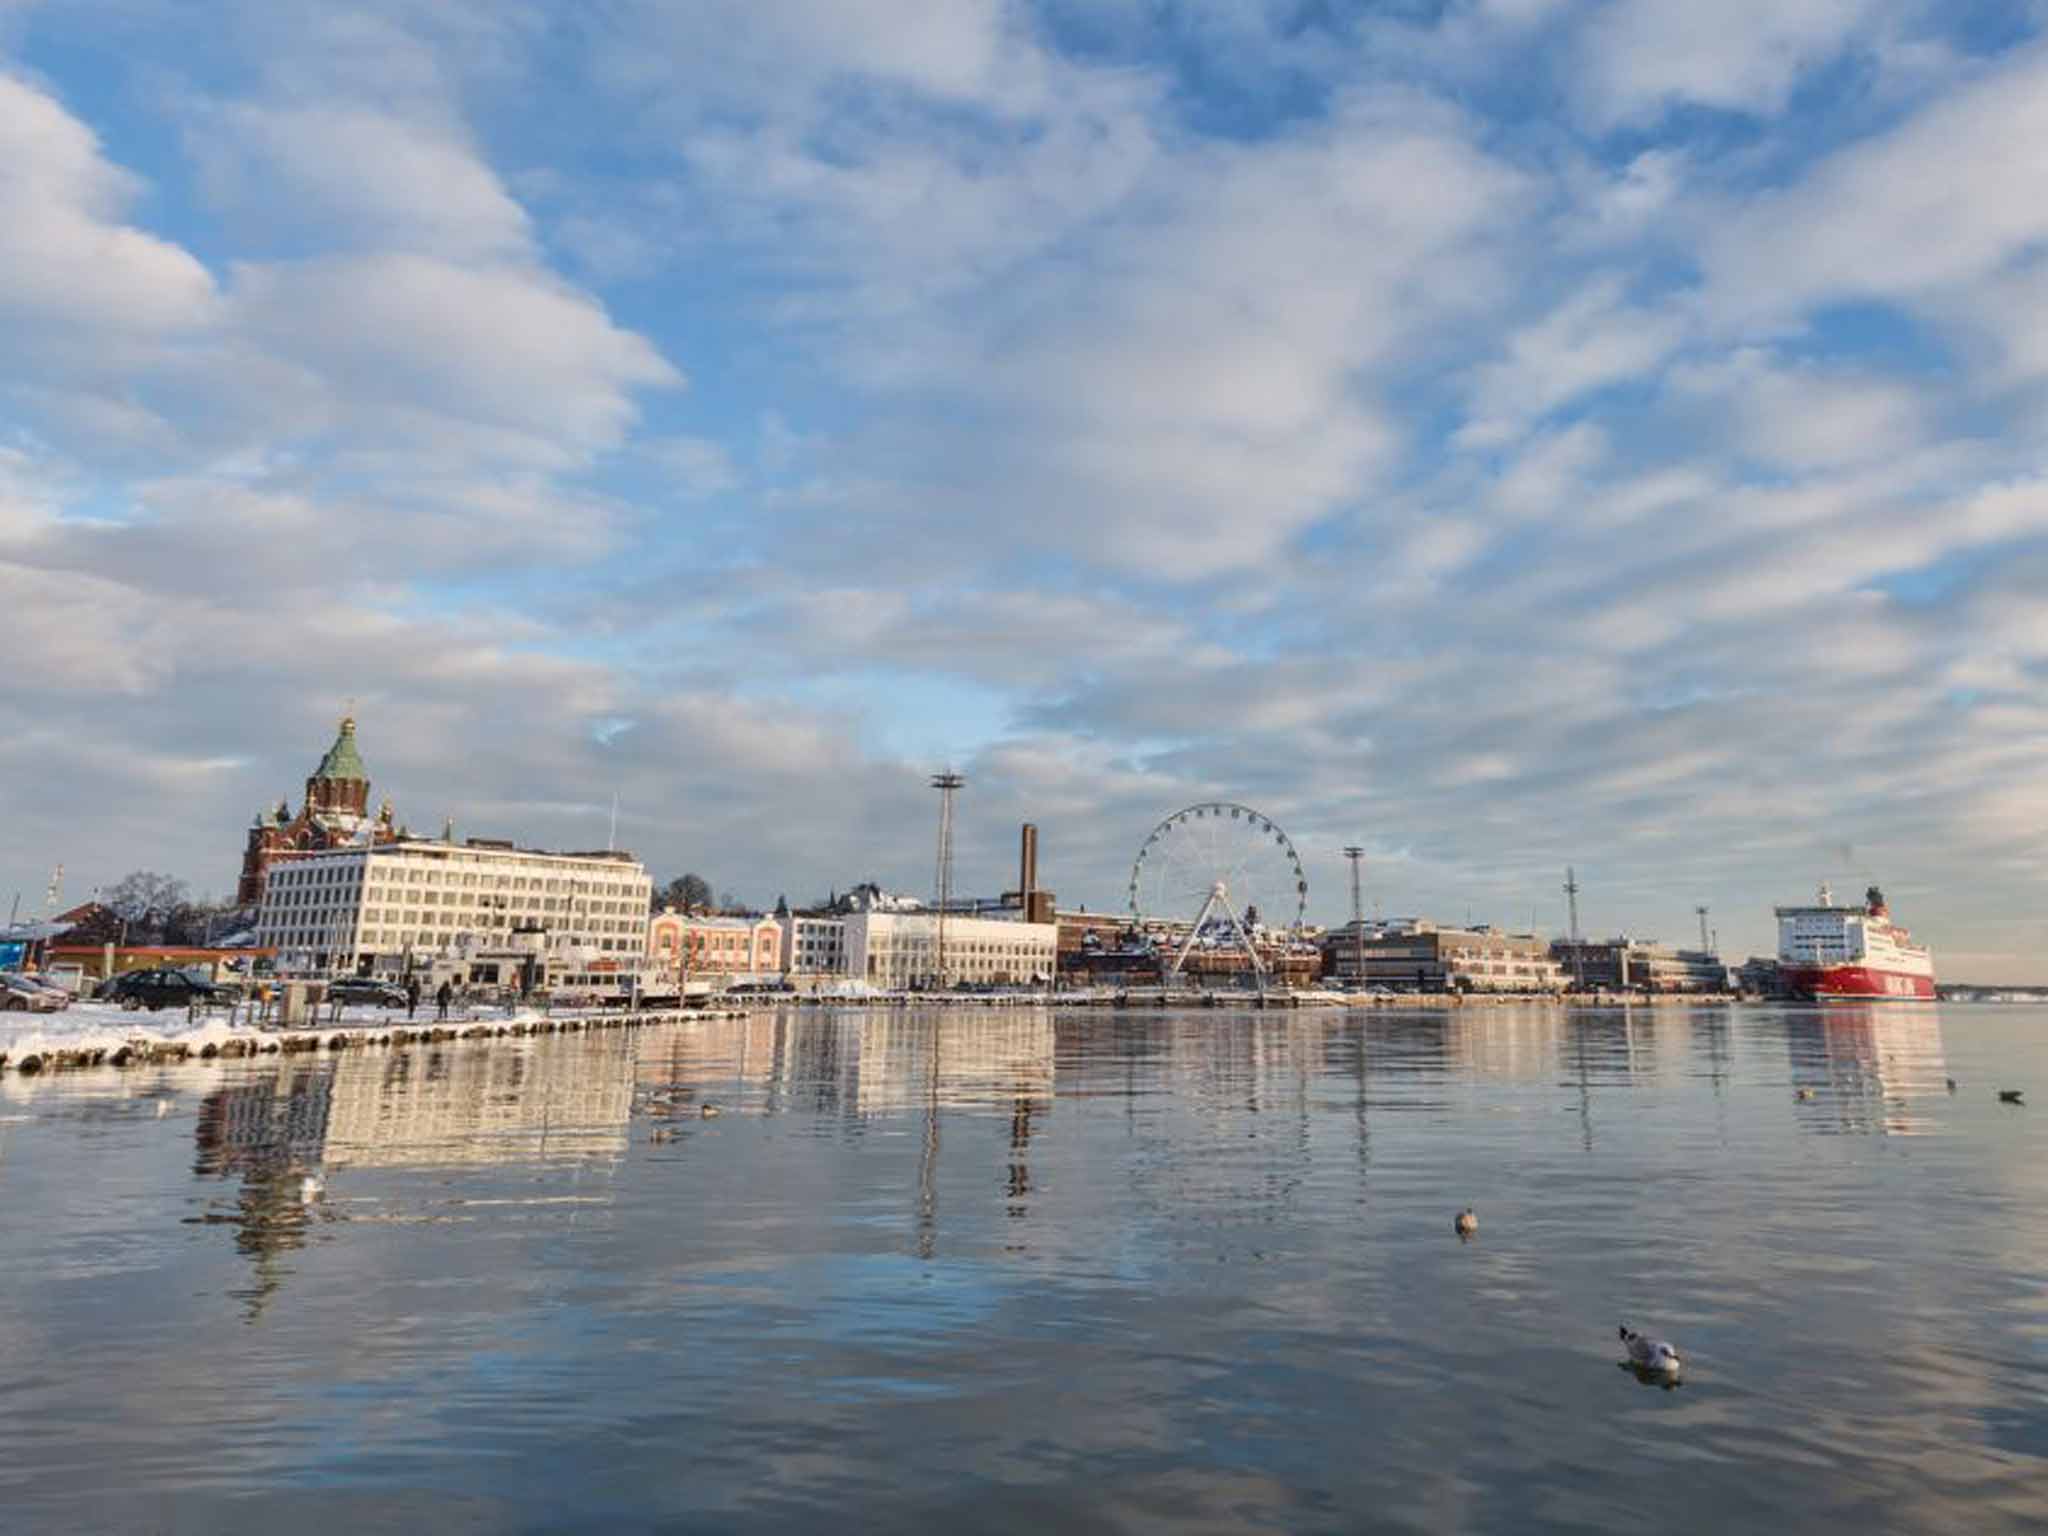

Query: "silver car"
<box><xmin>1</xmin><ymin>973</ymin><xmax>65</xmax><ymax>1013</ymax></box>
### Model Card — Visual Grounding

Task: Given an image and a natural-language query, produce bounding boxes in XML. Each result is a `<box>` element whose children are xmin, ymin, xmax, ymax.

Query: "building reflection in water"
<box><xmin>855</xmin><ymin>1015</ymin><xmax>1056</xmax><ymax>1255</ymax></box>
<box><xmin>192</xmin><ymin>1040</ymin><xmax>636</xmax><ymax>1316</ymax></box>
<box><xmin>1786</xmin><ymin>1004</ymin><xmax>1950</xmax><ymax>1134</ymax></box>
<box><xmin>192</xmin><ymin>1063</ymin><xmax>336</xmax><ymax>1321</ymax></box>
<box><xmin>323</xmin><ymin>1038</ymin><xmax>634</xmax><ymax>1168</ymax></box>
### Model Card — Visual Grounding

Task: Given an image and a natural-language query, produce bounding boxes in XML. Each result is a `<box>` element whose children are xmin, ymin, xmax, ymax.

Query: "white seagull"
<box><xmin>1619</xmin><ymin>1324</ymin><xmax>1681</xmax><ymax>1375</ymax></box>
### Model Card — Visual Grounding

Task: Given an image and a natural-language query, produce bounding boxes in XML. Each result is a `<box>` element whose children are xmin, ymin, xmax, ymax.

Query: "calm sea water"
<box><xmin>1</xmin><ymin>1004</ymin><xmax>2043</xmax><ymax>1534</ymax></box>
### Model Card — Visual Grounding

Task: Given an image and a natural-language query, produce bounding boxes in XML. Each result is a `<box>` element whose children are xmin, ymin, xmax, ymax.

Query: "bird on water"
<box><xmin>701</xmin><ymin>1103</ymin><xmax>723</xmax><ymax>1119</ymax></box>
<box><xmin>1998</xmin><ymin>1089</ymin><xmax>2024</xmax><ymax>1105</ymax></box>
<box><xmin>1454</xmin><ymin>1208</ymin><xmax>1477</xmax><ymax>1238</ymax></box>
<box><xmin>1619</xmin><ymin>1324</ymin><xmax>1681</xmax><ymax>1376</ymax></box>
<box><xmin>1794</xmin><ymin>1087</ymin><xmax>1815</xmax><ymax>1101</ymax></box>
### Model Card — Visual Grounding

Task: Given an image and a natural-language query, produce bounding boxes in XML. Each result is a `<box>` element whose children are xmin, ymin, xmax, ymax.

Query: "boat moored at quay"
<box><xmin>1776</xmin><ymin>884</ymin><xmax>1936</xmax><ymax>1001</ymax></box>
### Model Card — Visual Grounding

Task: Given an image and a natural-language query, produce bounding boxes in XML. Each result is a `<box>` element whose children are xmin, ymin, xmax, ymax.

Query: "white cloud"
<box><xmin>1463</xmin><ymin>274</ymin><xmax>1688</xmax><ymax>441</ymax></box>
<box><xmin>1666</xmin><ymin>349</ymin><xmax>1928</xmax><ymax>469</ymax></box>
<box><xmin>224</xmin><ymin>253</ymin><xmax>678</xmax><ymax>468</ymax></box>
<box><xmin>0</xmin><ymin>72</ymin><xmax>216</xmax><ymax>350</ymax></box>
<box><xmin>191</xmin><ymin>103</ymin><xmax>533</xmax><ymax>260</ymax></box>
<box><xmin>1575</xmin><ymin>0</ymin><xmax>1887</xmax><ymax>126</ymax></box>
<box><xmin>1703</xmin><ymin>42</ymin><xmax>2048</xmax><ymax>324</ymax></box>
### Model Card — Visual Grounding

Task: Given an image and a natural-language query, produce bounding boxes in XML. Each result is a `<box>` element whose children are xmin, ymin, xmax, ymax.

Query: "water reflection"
<box><xmin>1786</xmin><ymin>1004</ymin><xmax>1950</xmax><ymax>1134</ymax></box>
<box><xmin>190</xmin><ymin>1039</ymin><xmax>638</xmax><ymax>1315</ymax></box>
<box><xmin>174</xmin><ymin>1005</ymin><xmax>1956</xmax><ymax>1320</ymax></box>
<box><xmin>8</xmin><ymin>1003</ymin><xmax>2044</xmax><ymax>1534</ymax></box>
<box><xmin>191</xmin><ymin>1064</ymin><xmax>335</xmax><ymax>1319</ymax></box>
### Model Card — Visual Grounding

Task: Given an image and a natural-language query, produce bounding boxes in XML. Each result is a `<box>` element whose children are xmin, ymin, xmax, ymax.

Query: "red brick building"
<box><xmin>236</xmin><ymin>717</ymin><xmax>404</xmax><ymax>906</ymax></box>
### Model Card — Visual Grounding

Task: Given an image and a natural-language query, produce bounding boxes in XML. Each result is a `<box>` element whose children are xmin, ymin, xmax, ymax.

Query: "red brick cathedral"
<box><xmin>236</xmin><ymin>716</ymin><xmax>403</xmax><ymax>906</ymax></box>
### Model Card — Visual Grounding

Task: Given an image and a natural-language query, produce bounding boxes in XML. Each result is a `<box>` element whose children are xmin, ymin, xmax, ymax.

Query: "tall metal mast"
<box><xmin>929</xmin><ymin>771</ymin><xmax>964</xmax><ymax>990</ymax></box>
<box><xmin>1696</xmin><ymin>904</ymin><xmax>1711</xmax><ymax>954</ymax></box>
<box><xmin>1344</xmin><ymin>846</ymin><xmax>1365</xmax><ymax>986</ymax></box>
<box><xmin>1563</xmin><ymin>866</ymin><xmax>1583</xmax><ymax>990</ymax></box>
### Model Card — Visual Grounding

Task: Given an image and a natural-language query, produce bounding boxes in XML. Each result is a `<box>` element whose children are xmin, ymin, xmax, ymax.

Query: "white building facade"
<box><xmin>254</xmin><ymin>839</ymin><xmax>651</xmax><ymax>974</ymax></box>
<box><xmin>778</xmin><ymin>913</ymin><xmax>848</xmax><ymax>978</ymax></box>
<box><xmin>843</xmin><ymin>911</ymin><xmax>1057</xmax><ymax>990</ymax></box>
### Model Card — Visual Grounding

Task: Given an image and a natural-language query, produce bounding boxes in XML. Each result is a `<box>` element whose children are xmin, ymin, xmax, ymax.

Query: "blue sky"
<box><xmin>5</xmin><ymin>0</ymin><xmax>2048</xmax><ymax>977</ymax></box>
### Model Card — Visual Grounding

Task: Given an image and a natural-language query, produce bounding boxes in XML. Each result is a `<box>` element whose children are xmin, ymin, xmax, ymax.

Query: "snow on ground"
<box><xmin>0</xmin><ymin>1000</ymin><xmax>556</xmax><ymax>1061</ymax></box>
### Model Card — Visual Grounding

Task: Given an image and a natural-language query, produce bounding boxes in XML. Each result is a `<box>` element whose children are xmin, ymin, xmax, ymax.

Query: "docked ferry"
<box><xmin>1776</xmin><ymin>884</ymin><xmax>1936</xmax><ymax>1001</ymax></box>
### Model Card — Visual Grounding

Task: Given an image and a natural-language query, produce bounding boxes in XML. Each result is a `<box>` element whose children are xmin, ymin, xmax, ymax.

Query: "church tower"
<box><xmin>304</xmin><ymin>715</ymin><xmax>371</xmax><ymax>823</ymax></box>
<box><xmin>236</xmin><ymin>715</ymin><xmax>393</xmax><ymax>907</ymax></box>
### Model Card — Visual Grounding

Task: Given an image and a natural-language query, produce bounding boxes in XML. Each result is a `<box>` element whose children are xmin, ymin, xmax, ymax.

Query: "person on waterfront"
<box><xmin>406</xmin><ymin>975</ymin><xmax>420</xmax><ymax>1019</ymax></box>
<box><xmin>435</xmin><ymin>980</ymin><xmax>452</xmax><ymax>1021</ymax></box>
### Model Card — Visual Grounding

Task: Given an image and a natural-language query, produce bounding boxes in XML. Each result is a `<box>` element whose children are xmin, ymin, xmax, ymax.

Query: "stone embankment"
<box><xmin>0</xmin><ymin>1006</ymin><xmax>747</xmax><ymax>1079</ymax></box>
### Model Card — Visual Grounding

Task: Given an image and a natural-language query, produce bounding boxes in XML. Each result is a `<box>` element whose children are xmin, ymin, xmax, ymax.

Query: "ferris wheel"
<box><xmin>1128</xmin><ymin>802</ymin><xmax>1308</xmax><ymax>981</ymax></box>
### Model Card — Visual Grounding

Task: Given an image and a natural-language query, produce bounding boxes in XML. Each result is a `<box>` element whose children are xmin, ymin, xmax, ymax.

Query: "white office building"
<box><xmin>778</xmin><ymin>913</ymin><xmax>849</xmax><ymax>978</ymax></box>
<box><xmin>843</xmin><ymin>910</ymin><xmax>1057</xmax><ymax>990</ymax></box>
<box><xmin>254</xmin><ymin>838</ymin><xmax>651</xmax><ymax>974</ymax></box>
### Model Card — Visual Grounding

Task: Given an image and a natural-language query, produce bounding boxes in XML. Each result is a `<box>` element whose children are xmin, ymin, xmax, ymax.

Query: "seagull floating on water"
<box><xmin>1619</xmin><ymin>1324</ymin><xmax>1681</xmax><ymax>1376</ymax></box>
<box><xmin>1998</xmin><ymin>1089</ymin><xmax>2024</xmax><ymax>1105</ymax></box>
<box><xmin>700</xmin><ymin>1103</ymin><xmax>723</xmax><ymax>1119</ymax></box>
<box><xmin>1454</xmin><ymin>1208</ymin><xmax>1477</xmax><ymax>1238</ymax></box>
<box><xmin>299</xmin><ymin>1175</ymin><xmax>324</xmax><ymax>1205</ymax></box>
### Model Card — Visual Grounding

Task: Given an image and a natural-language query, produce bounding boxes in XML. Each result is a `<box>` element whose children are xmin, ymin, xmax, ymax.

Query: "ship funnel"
<box><xmin>1866</xmin><ymin>885</ymin><xmax>1886</xmax><ymax>917</ymax></box>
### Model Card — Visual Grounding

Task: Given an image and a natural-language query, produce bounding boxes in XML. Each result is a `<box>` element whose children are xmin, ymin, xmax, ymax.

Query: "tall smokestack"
<box><xmin>1020</xmin><ymin>823</ymin><xmax>1039</xmax><ymax>900</ymax></box>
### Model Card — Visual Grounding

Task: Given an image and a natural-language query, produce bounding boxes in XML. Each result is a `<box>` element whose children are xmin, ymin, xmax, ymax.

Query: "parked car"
<box><xmin>102</xmin><ymin>968</ymin><xmax>222</xmax><ymax>1011</ymax></box>
<box><xmin>1</xmin><ymin>972</ymin><xmax>66</xmax><ymax>1013</ymax></box>
<box><xmin>326</xmin><ymin>977</ymin><xmax>408</xmax><ymax>1009</ymax></box>
<box><xmin>12</xmin><ymin>973</ymin><xmax>73</xmax><ymax>1010</ymax></box>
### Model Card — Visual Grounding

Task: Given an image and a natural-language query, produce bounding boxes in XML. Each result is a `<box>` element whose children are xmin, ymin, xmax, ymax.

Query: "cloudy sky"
<box><xmin>4</xmin><ymin>0</ymin><xmax>2048</xmax><ymax>976</ymax></box>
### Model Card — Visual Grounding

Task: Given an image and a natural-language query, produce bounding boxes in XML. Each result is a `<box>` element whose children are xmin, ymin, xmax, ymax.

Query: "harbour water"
<box><xmin>1</xmin><ymin>1004</ymin><xmax>2043</xmax><ymax>1533</ymax></box>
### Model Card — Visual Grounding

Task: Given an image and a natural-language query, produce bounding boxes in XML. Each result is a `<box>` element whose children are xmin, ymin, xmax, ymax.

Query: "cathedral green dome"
<box><xmin>312</xmin><ymin>716</ymin><xmax>368</xmax><ymax>783</ymax></box>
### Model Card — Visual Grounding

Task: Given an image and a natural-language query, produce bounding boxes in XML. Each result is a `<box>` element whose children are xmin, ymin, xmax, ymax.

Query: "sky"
<box><xmin>4</xmin><ymin>0</ymin><xmax>2048</xmax><ymax>978</ymax></box>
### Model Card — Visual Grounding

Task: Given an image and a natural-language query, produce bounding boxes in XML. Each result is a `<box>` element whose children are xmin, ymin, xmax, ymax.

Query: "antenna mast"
<box><xmin>1696</xmin><ymin>904</ymin><xmax>1711</xmax><ymax>955</ymax></box>
<box><xmin>1343</xmin><ymin>846</ymin><xmax>1365</xmax><ymax>987</ymax></box>
<box><xmin>929</xmin><ymin>772</ymin><xmax>965</xmax><ymax>991</ymax></box>
<box><xmin>1563</xmin><ymin>866</ymin><xmax>1583</xmax><ymax>990</ymax></box>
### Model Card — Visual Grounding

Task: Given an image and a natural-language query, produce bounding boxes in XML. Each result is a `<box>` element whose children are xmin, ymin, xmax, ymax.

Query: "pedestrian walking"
<box><xmin>435</xmin><ymin>980</ymin><xmax>452</xmax><ymax>1021</ymax></box>
<box><xmin>406</xmin><ymin>975</ymin><xmax>420</xmax><ymax>1019</ymax></box>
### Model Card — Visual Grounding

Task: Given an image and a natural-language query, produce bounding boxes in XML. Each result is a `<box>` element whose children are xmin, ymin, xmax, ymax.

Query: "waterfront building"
<box><xmin>252</xmin><ymin>836</ymin><xmax>651</xmax><ymax>976</ymax></box>
<box><xmin>646</xmin><ymin>910</ymin><xmax>782</xmax><ymax>980</ymax></box>
<box><xmin>1335</xmin><ymin>920</ymin><xmax>1568</xmax><ymax>993</ymax></box>
<box><xmin>843</xmin><ymin>910</ymin><xmax>1057</xmax><ymax>989</ymax></box>
<box><xmin>1734</xmin><ymin>956</ymin><xmax>1785</xmax><ymax>997</ymax></box>
<box><xmin>1550</xmin><ymin>938</ymin><xmax>1729</xmax><ymax>993</ymax></box>
<box><xmin>237</xmin><ymin>716</ymin><xmax>404</xmax><ymax>906</ymax></box>
<box><xmin>777</xmin><ymin>911</ymin><xmax>848</xmax><ymax>978</ymax></box>
<box><xmin>1319</xmin><ymin>918</ymin><xmax>1410</xmax><ymax>984</ymax></box>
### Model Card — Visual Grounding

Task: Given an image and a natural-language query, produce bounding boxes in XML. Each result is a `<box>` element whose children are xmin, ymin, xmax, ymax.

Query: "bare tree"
<box><xmin>102</xmin><ymin>871</ymin><xmax>190</xmax><ymax>939</ymax></box>
<box><xmin>654</xmin><ymin>873</ymin><xmax>713</xmax><ymax>913</ymax></box>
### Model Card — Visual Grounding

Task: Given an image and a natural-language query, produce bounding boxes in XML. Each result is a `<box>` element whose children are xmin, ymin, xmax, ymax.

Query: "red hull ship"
<box><xmin>1776</xmin><ymin>885</ymin><xmax>1936</xmax><ymax>1001</ymax></box>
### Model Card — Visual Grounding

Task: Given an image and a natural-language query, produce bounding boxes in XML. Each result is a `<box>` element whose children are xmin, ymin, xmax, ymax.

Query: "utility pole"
<box><xmin>929</xmin><ymin>771</ymin><xmax>964</xmax><ymax>992</ymax></box>
<box><xmin>1563</xmin><ymin>866</ymin><xmax>1584</xmax><ymax>991</ymax></box>
<box><xmin>1343</xmin><ymin>846</ymin><xmax>1365</xmax><ymax>988</ymax></box>
<box><xmin>1696</xmin><ymin>904</ymin><xmax>1712</xmax><ymax>955</ymax></box>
